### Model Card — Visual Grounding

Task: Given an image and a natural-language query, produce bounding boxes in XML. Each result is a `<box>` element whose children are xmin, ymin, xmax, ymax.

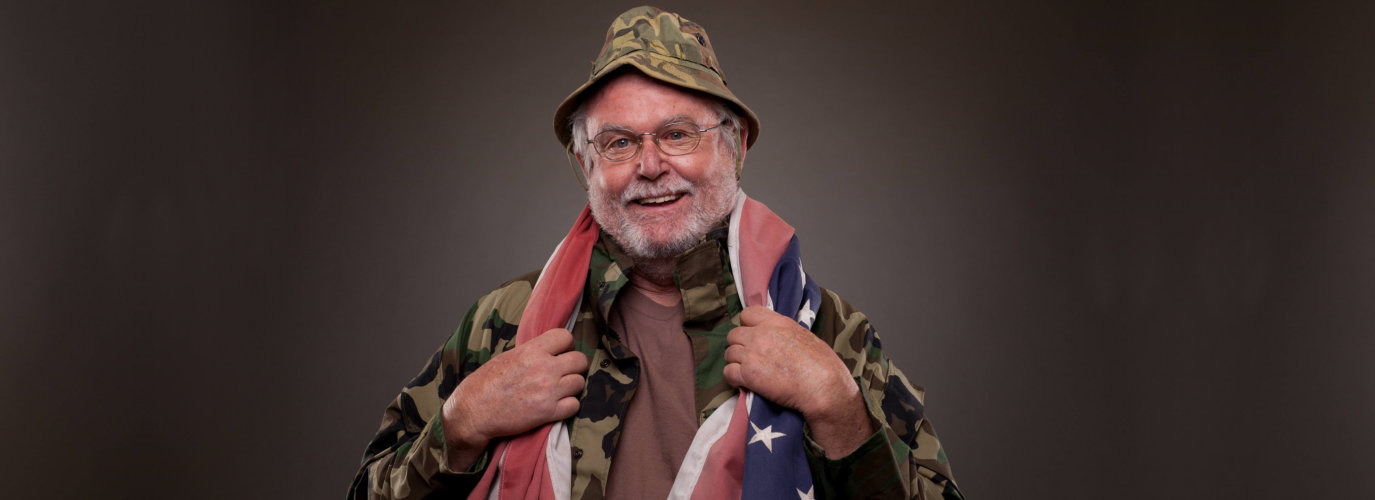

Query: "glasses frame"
<box><xmin>586</xmin><ymin>119</ymin><xmax>729</xmax><ymax>162</ymax></box>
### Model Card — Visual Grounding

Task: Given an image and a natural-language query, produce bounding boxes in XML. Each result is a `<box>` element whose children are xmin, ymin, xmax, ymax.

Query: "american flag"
<box><xmin>472</xmin><ymin>192</ymin><xmax>820</xmax><ymax>500</ymax></box>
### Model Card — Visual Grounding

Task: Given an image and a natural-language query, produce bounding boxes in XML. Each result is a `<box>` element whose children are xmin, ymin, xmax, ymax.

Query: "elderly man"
<box><xmin>351</xmin><ymin>6</ymin><xmax>961</xmax><ymax>500</ymax></box>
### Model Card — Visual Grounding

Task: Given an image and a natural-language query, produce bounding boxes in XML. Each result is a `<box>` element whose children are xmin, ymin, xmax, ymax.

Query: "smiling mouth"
<box><xmin>635</xmin><ymin>193</ymin><xmax>684</xmax><ymax>206</ymax></box>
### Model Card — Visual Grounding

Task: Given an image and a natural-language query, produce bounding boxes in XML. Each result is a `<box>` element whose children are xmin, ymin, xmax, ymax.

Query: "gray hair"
<box><xmin>567</xmin><ymin>99</ymin><xmax>744</xmax><ymax>174</ymax></box>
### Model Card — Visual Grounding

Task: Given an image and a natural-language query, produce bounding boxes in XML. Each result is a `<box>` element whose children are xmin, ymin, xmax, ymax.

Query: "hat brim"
<box><xmin>553</xmin><ymin>51</ymin><xmax>760</xmax><ymax>150</ymax></box>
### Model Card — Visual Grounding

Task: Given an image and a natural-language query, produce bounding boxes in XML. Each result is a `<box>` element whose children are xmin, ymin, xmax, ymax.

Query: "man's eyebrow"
<box><xmin>657</xmin><ymin>114</ymin><xmax>696</xmax><ymax>127</ymax></box>
<box><xmin>595</xmin><ymin>123</ymin><xmax>635</xmax><ymax>134</ymax></box>
<box><xmin>595</xmin><ymin>115</ymin><xmax>701</xmax><ymax>134</ymax></box>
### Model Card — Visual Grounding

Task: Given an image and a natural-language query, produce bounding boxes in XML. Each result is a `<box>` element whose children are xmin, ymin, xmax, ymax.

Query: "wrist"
<box><xmin>806</xmin><ymin>385</ymin><xmax>866</xmax><ymax>429</ymax></box>
<box><xmin>802</xmin><ymin>373</ymin><xmax>862</xmax><ymax>423</ymax></box>
<box><xmin>441</xmin><ymin>396</ymin><xmax>491</xmax><ymax>472</ymax></box>
<box><xmin>802</xmin><ymin>380</ymin><xmax>874</xmax><ymax>459</ymax></box>
<box><xmin>442</xmin><ymin>394</ymin><xmax>490</xmax><ymax>450</ymax></box>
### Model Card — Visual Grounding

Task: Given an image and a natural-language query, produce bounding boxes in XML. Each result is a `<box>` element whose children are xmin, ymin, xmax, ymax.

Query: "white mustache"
<box><xmin>620</xmin><ymin>178</ymin><xmax>694</xmax><ymax>203</ymax></box>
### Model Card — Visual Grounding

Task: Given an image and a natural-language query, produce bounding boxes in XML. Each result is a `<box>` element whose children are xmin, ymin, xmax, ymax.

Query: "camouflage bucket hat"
<box><xmin>553</xmin><ymin>6</ymin><xmax>760</xmax><ymax>150</ymax></box>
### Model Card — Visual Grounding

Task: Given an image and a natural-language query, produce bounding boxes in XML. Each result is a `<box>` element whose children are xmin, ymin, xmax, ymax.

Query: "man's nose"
<box><xmin>637</xmin><ymin>137</ymin><xmax>665</xmax><ymax>179</ymax></box>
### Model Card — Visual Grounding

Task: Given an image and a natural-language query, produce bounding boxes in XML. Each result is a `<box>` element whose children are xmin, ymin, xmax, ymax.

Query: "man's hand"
<box><xmin>723</xmin><ymin>306</ymin><xmax>876</xmax><ymax>458</ymax></box>
<box><xmin>441</xmin><ymin>328</ymin><xmax>588</xmax><ymax>470</ymax></box>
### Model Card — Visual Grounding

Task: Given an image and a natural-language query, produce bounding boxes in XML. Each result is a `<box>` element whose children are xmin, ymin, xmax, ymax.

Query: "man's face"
<box><xmin>581</xmin><ymin>72</ymin><xmax>741</xmax><ymax>260</ymax></box>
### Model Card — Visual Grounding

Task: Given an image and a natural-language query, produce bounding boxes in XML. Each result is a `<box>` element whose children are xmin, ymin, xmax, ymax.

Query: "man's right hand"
<box><xmin>440</xmin><ymin>328</ymin><xmax>588</xmax><ymax>471</ymax></box>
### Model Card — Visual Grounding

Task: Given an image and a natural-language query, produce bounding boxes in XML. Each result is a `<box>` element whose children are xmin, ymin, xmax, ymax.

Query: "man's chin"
<box><xmin>618</xmin><ymin>229</ymin><xmax>699</xmax><ymax>261</ymax></box>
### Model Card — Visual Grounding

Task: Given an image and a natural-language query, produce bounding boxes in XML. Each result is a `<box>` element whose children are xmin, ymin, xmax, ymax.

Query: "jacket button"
<box><xmin>599</xmin><ymin>359</ymin><xmax>610</xmax><ymax>368</ymax></box>
<box><xmin>572</xmin><ymin>447</ymin><xmax>583</xmax><ymax>459</ymax></box>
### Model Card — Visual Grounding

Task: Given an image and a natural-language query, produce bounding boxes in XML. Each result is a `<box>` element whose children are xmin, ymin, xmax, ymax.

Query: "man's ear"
<box><xmin>575</xmin><ymin>153</ymin><xmax>593</xmax><ymax>178</ymax></box>
<box><xmin>566</xmin><ymin>147</ymin><xmax>591</xmax><ymax>191</ymax></box>
<box><xmin>735</xmin><ymin>126</ymin><xmax>749</xmax><ymax>179</ymax></box>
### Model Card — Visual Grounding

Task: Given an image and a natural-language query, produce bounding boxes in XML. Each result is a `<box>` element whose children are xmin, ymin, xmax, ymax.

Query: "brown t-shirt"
<box><xmin>603</xmin><ymin>285</ymin><xmax>698</xmax><ymax>500</ymax></box>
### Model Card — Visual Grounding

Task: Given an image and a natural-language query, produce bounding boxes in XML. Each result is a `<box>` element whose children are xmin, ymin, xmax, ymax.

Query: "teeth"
<box><xmin>638</xmin><ymin>194</ymin><xmax>681</xmax><ymax>204</ymax></box>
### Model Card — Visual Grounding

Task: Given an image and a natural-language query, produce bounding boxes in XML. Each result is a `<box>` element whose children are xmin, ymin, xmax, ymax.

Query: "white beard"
<box><xmin>587</xmin><ymin>163</ymin><xmax>738</xmax><ymax>261</ymax></box>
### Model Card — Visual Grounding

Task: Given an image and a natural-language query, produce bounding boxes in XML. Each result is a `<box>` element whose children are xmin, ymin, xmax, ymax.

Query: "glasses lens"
<box><xmin>594</xmin><ymin>131</ymin><xmax>639</xmax><ymax>161</ymax></box>
<box><xmin>655</xmin><ymin>123</ymin><xmax>701</xmax><ymax>155</ymax></box>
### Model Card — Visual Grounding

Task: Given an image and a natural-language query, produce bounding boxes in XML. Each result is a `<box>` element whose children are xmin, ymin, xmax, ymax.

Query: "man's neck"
<box><xmin>628</xmin><ymin>261</ymin><xmax>681</xmax><ymax>307</ymax></box>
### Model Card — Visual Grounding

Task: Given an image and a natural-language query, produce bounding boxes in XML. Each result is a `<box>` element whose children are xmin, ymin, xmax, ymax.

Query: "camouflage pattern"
<box><xmin>349</xmin><ymin>227</ymin><xmax>962</xmax><ymax>499</ymax></box>
<box><xmin>553</xmin><ymin>5</ymin><xmax>761</xmax><ymax>150</ymax></box>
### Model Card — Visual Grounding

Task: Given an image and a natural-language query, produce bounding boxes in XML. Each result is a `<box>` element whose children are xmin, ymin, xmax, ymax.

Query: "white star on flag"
<box><xmin>795</xmin><ymin>299</ymin><xmax>816</xmax><ymax>327</ymax></box>
<box><xmin>797</xmin><ymin>486</ymin><xmax>815</xmax><ymax>499</ymax></box>
<box><xmin>748</xmin><ymin>421</ymin><xmax>787</xmax><ymax>453</ymax></box>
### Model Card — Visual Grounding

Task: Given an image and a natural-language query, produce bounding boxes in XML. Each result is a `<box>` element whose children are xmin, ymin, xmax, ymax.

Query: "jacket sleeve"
<box><xmin>803</xmin><ymin>289</ymin><xmax>964</xmax><ymax>500</ymax></box>
<box><xmin>348</xmin><ymin>302</ymin><xmax>493</xmax><ymax>499</ymax></box>
<box><xmin>348</xmin><ymin>274</ymin><xmax>536</xmax><ymax>499</ymax></box>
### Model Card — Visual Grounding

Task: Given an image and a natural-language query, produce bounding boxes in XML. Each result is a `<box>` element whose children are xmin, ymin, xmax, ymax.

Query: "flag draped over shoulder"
<box><xmin>470</xmin><ymin>190</ymin><xmax>820</xmax><ymax>500</ymax></box>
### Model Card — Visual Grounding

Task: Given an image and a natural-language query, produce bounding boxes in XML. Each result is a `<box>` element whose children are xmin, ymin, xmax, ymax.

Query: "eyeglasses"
<box><xmin>587</xmin><ymin>119</ymin><xmax>728</xmax><ymax>162</ymax></box>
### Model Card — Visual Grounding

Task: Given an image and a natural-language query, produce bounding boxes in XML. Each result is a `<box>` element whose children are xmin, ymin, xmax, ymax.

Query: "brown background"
<box><xmin>3</xmin><ymin>1</ymin><xmax>1372</xmax><ymax>498</ymax></box>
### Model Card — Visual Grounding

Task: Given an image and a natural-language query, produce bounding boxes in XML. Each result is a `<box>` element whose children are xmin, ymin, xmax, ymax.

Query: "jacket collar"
<box><xmin>585</xmin><ymin>223</ymin><xmax>736</xmax><ymax>328</ymax></box>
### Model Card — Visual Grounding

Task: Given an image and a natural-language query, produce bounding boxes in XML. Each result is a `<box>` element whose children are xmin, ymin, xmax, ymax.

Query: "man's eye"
<box><xmin>607</xmin><ymin>137</ymin><xmax>632</xmax><ymax>150</ymax></box>
<box><xmin>662</xmin><ymin>130</ymin><xmax>687</xmax><ymax>141</ymax></box>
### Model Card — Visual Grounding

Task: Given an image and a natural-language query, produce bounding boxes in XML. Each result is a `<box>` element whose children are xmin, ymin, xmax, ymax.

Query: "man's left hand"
<box><xmin>723</xmin><ymin>305</ymin><xmax>876</xmax><ymax>458</ymax></box>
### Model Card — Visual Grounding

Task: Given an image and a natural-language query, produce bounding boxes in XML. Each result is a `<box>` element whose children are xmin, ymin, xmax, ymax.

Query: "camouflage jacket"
<box><xmin>350</xmin><ymin>227</ymin><xmax>962</xmax><ymax>499</ymax></box>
